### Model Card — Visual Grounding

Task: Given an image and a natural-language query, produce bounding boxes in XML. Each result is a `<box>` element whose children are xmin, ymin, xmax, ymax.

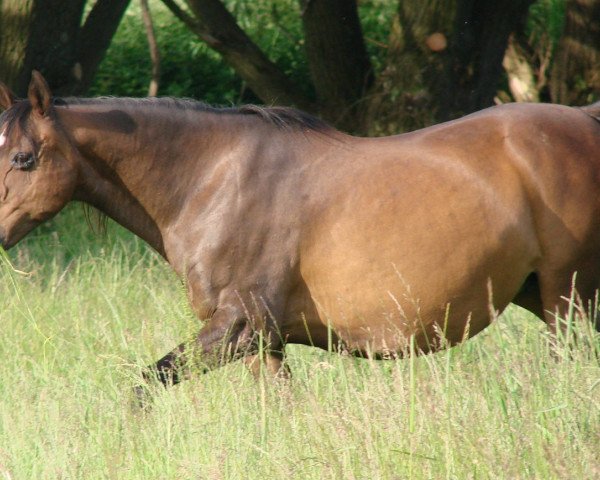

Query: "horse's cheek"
<box><xmin>34</xmin><ymin>167</ymin><xmax>76</xmax><ymax>212</ymax></box>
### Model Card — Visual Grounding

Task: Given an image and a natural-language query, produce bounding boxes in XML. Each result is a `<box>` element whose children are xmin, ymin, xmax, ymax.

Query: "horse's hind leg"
<box><xmin>243</xmin><ymin>350</ymin><xmax>290</xmax><ymax>380</ymax></box>
<box><xmin>512</xmin><ymin>272</ymin><xmax>545</xmax><ymax>319</ymax></box>
<box><xmin>537</xmin><ymin>263</ymin><xmax>600</xmax><ymax>336</ymax></box>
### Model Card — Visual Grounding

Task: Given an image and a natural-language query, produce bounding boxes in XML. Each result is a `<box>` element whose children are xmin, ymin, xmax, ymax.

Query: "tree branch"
<box><xmin>161</xmin><ymin>0</ymin><xmax>202</xmax><ymax>33</ymax></box>
<box><xmin>140</xmin><ymin>0</ymin><xmax>161</xmax><ymax>96</ymax></box>
<box><xmin>161</xmin><ymin>0</ymin><xmax>314</xmax><ymax>110</ymax></box>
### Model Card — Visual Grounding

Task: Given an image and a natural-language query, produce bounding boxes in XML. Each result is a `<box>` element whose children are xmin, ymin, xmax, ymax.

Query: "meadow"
<box><xmin>0</xmin><ymin>206</ymin><xmax>598</xmax><ymax>479</ymax></box>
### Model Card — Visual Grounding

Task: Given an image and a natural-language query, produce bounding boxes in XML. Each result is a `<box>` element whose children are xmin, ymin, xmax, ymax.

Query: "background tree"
<box><xmin>161</xmin><ymin>0</ymin><xmax>314</xmax><ymax>110</ymax></box>
<box><xmin>550</xmin><ymin>0</ymin><xmax>600</xmax><ymax>104</ymax></box>
<box><xmin>367</xmin><ymin>0</ymin><xmax>536</xmax><ymax>133</ymax></box>
<box><xmin>0</xmin><ymin>0</ymin><xmax>130</xmax><ymax>96</ymax></box>
<box><xmin>298</xmin><ymin>0</ymin><xmax>373</xmax><ymax>130</ymax></box>
<box><xmin>140</xmin><ymin>0</ymin><xmax>161</xmax><ymax>96</ymax></box>
<box><xmin>158</xmin><ymin>0</ymin><xmax>536</xmax><ymax>134</ymax></box>
<box><xmin>161</xmin><ymin>0</ymin><xmax>372</xmax><ymax>129</ymax></box>
<box><xmin>2</xmin><ymin>0</ymin><xmax>599</xmax><ymax>135</ymax></box>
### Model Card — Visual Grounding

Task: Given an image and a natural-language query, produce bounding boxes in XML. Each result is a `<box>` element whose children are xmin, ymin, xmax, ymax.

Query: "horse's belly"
<box><xmin>300</xmin><ymin>238</ymin><xmax>535</xmax><ymax>354</ymax></box>
<box><xmin>296</xmin><ymin>160</ymin><xmax>541</xmax><ymax>354</ymax></box>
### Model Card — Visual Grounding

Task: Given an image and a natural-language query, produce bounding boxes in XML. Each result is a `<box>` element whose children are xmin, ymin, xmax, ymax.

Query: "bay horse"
<box><xmin>0</xmin><ymin>72</ymin><xmax>599</xmax><ymax>389</ymax></box>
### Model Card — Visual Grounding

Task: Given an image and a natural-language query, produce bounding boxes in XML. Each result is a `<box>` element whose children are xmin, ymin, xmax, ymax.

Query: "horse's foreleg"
<box><xmin>139</xmin><ymin>300</ymin><xmax>289</xmax><ymax>390</ymax></box>
<box><xmin>140</xmin><ymin>306</ymin><xmax>259</xmax><ymax>388</ymax></box>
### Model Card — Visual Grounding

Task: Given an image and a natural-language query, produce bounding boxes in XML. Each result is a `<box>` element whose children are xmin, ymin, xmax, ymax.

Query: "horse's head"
<box><xmin>0</xmin><ymin>72</ymin><xmax>78</xmax><ymax>249</ymax></box>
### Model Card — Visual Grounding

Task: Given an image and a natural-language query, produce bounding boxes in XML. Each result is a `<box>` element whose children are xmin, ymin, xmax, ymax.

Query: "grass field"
<box><xmin>0</xmin><ymin>206</ymin><xmax>598</xmax><ymax>479</ymax></box>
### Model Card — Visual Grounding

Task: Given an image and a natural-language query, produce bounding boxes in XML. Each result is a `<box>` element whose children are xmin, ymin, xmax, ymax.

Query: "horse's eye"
<box><xmin>11</xmin><ymin>152</ymin><xmax>35</xmax><ymax>171</ymax></box>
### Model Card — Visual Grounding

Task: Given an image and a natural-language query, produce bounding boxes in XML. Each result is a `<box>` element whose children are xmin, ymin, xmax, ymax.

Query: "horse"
<box><xmin>1</xmin><ymin>71</ymin><xmax>599</xmax><ymax>390</ymax></box>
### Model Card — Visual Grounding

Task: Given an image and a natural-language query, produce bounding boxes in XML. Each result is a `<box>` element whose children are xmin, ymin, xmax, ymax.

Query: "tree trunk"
<box><xmin>0</xmin><ymin>0</ymin><xmax>85</xmax><ymax>95</ymax></box>
<box><xmin>162</xmin><ymin>0</ymin><xmax>379</xmax><ymax>131</ymax></box>
<box><xmin>0</xmin><ymin>0</ymin><xmax>36</xmax><ymax>92</ymax></box>
<box><xmin>550</xmin><ymin>0</ymin><xmax>600</xmax><ymax>105</ymax></box>
<box><xmin>503</xmin><ymin>34</ymin><xmax>540</xmax><ymax>103</ymax></box>
<box><xmin>365</xmin><ymin>0</ymin><xmax>456</xmax><ymax>133</ymax></box>
<box><xmin>0</xmin><ymin>0</ymin><xmax>129</xmax><ymax>96</ymax></box>
<box><xmin>75</xmin><ymin>0</ymin><xmax>132</xmax><ymax>94</ymax></box>
<box><xmin>365</xmin><ymin>0</ymin><xmax>534</xmax><ymax>134</ymax></box>
<box><xmin>160</xmin><ymin>0</ymin><xmax>533</xmax><ymax>134</ymax></box>
<box><xmin>299</xmin><ymin>0</ymin><xmax>373</xmax><ymax>130</ymax></box>
<box><xmin>443</xmin><ymin>0</ymin><xmax>535</xmax><ymax>118</ymax></box>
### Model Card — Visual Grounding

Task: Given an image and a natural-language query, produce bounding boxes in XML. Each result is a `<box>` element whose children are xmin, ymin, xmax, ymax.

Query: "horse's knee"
<box><xmin>206</xmin><ymin>307</ymin><xmax>286</xmax><ymax>363</ymax></box>
<box><xmin>201</xmin><ymin>312</ymin><xmax>254</xmax><ymax>360</ymax></box>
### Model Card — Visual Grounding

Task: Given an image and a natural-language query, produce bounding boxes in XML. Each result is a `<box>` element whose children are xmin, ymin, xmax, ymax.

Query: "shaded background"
<box><xmin>1</xmin><ymin>0</ymin><xmax>598</xmax><ymax>136</ymax></box>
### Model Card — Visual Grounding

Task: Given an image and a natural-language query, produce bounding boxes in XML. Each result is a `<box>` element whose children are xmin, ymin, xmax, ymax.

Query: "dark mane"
<box><xmin>53</xmin><ymin>96</ymin><xmax>333</xmax><ymax>132</ymax></box>
<box><xmin>0</xmin><ymin>100</ymin><xmax>31</xmax><ymax>135</ymax></box>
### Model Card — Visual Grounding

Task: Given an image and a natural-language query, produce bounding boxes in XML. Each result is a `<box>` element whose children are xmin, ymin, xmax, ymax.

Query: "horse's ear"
<box><xmin>28</xmin><ymin>70</ymin><xmax>52</xmax><ymax>117</ymax></box>
<box><xmin>0</xmin><ymin>82</ymin><xmax>15</xmax><ymax>111</ymax></box>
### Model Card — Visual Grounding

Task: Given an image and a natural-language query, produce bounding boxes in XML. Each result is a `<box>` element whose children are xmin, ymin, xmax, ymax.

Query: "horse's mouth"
<box><xmin>0</xmin><ymin>231</ymin><xmax>16</xmax><ymax>250</ymax></box>
<box><xmin>0</xmin><ymin>225</ymin><xmax>8</xmax><ymax>249</ymax></box>
<box><xmin>0</xmin><ymin>217</ymin><xmax>38</xmax><ymax>250</ymax></box>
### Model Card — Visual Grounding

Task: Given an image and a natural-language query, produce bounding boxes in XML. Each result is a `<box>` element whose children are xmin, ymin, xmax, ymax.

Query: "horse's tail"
<box><xmin>579</xmin><ymin>101</ymin><xmax>600</xmax><ymax>122</ymax></box>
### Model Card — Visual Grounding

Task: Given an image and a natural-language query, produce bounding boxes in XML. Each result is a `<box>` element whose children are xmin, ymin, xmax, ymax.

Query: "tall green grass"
<box><xmin>0</xmin><ymin>206</ymin><xmax>598</xmax><ymax>479</ymax></box>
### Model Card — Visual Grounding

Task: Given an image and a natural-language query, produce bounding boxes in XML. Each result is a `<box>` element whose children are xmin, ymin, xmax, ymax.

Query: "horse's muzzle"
<box><xmin>0</xmin><ymin>226</ymin><xmax>8</xmax><ymax>250</ymax></box>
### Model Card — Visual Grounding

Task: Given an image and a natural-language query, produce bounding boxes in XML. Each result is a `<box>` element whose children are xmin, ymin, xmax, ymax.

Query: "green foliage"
<box><xmin>90</xmin><ymin>1</ymin><xmax>241</xmax><ymax>103</ymax></box>
<box><xmin>90</xmin><ymin>0</ymin><xmax>312</xmax><ymax>102</ymax></box>
<box><xmin>527</xmin><ymin>0</ymin><xmax>566</xmax><ymax>50</ymax></box>
<box><xmin>90</xmin><ymin>0</ymin><xmax>397</xmax><ymax>102</ymax></box>
<box><xmin>357</xmin><ymin>0</ymin><xmax>399</xmax><ymax>72</ymax></box>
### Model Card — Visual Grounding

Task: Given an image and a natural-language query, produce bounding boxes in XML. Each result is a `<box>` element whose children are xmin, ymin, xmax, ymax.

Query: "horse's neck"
<box><xmin>59</xmin><ymin>105</ymin><xmax>218</xmax><ymax>256</ymax></box>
